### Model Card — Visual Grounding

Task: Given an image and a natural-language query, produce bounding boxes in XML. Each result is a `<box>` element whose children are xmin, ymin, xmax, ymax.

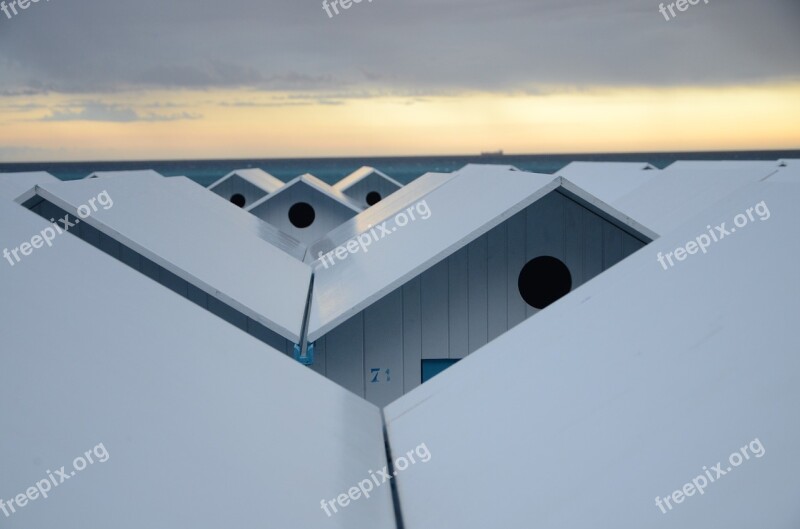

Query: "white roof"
<box><xmin>773</xmin><ymin>163</ymin><xmax>800</xmax><ymax>182</ymax></box>
<box><xmin>555</xmin><ymin>161</ymin><xmax>658</xmax><ymax>204</ymax></box>
<box><xmin>248</xmin><ymin>173</ymin><xmax>363</xmax><ymax>213</ymax></box>
<box><xmin>611</xmin><ymin>161</ymin><xmax>780</xmax><ymax>234</ymax></box>
<box><xmin>0</xmin><ymin>171</ymin><xmax>59</xmax><ymax>201</ymax></box>
<box><xmin>33</xmin><ymin>176</ymin><xmax>311</xmax><ymax>342</ymax></box>
<box><xmin>307</xmin><ymin>165</ymin><xmax>649</xmax><ymax>342</ymax></box>
<box><xmin>333</xmin><ymin>166</ymin><xmax>403</xmax><ymax>192</ymax></box>
<box><xmin>208</xmin><ymin>168</ymin><xmax>284</xmax><ymax>194</ymax></box>
<box><xmin>85</xmin><ymin>170</ymin><xmax>165</xmax><ymax>180</ymax></box>
<box><xmin>306</xmin><ymin>171</ymin><xmax>455</xmax><ymax>263</ymax></box>
<box><xmin>384</xmin><ymin>179</ymin><xmax>800</xmax><ymax>528</ymax></box>
<box><xmin>0</xmin><ymin>203</ymin><xmax>393</xmax><ymax>529</ymax></box>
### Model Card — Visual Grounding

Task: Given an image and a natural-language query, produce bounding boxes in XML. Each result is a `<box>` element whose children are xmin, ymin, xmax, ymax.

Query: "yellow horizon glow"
<box><xmin>1</xmin><ymin>83</ymin><xmax>799</xmax><ymax>162</ymax></box>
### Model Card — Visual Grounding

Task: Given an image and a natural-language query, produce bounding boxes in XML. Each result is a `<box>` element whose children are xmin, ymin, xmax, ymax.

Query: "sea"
<box><xmin>0</xmin><ymin>150</ymin><xmax>798</xmax><ymax>186</ymax></box>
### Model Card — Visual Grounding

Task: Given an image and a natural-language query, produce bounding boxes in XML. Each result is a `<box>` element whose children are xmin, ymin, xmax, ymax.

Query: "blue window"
<box><xmin>421</xmin><ymin>359</ymin><xmax>460</xmax><ymax>383</ymax></box>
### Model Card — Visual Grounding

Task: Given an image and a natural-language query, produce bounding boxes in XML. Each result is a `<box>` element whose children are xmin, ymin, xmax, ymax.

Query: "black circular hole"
<box><xmin>366</xmin><ymin>191</ymin><xmax>382</xmax><ymax>206</ymax></box>
<box><xmin>288</xmin><ymin>202</ymin><xmax>316</xmax><ymax>228</ymax></box>
<box><xmin>230</xmin><ymin>193</ymin><xmax>246</xmax><ymax>208</ymax></box>
<box><xmin>518</xmin><ymin>256</ymin><xmax>572</xmax><ymax>309</ymax></box>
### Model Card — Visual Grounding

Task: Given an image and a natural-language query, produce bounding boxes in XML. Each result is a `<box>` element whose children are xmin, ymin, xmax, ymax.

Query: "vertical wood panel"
<box><xmin>506</xmin><ymin>210</ymin><xmax>527</xmax><ymax>328</ymax></box>
<box><xmin>308</xmin><ymin>335</ymin><xmax>326</xmax><ymax>376</ymax></box>
<box><xmin>623</xmin><ymin>232</ymin><xmax>645</xmax><ymax>256</ymax></box>
<box><xmin>207</xmin><ymin>296</ymin><xmax>248</xmax><ymax>331</ymax></box>
<box><xmin>564</xmin><ymin>198</ymin><xmax>584</xmax><ymax>288</ymax></box>
<box><xmin>603</xmin><ymin>223</ymin><xmax>624</xmax><ymax>270</ymax></box>
<box><xmin>487</xmin><ymin>223</ymin><xmax>508</xmax><ymax>342</ymax></box>
<box><xmin>420</xmin><ymin>260</ymin><xmax>449</xmax><ymax>359</ymax></box>
<box><xmin>159</xmin><ymin>268</ymin><xmax>189</xmax><ymax>297</ymax></box>
<box><xmin>120</xmin><ymin>245</ymin><xmax>141</xmax><ymax>270</ymax></box>
<box><xmin>364</xmin><ymin>290</ymin><xmax>404</xmax><ymax>407</ymax></box>
<box><xmin>582</xmin><ymin>207</ymin><xmax>604</xmax><ymax>283</ymax></box>
<box><xmin>98</xmin><ymin>232</ymin><xmax>121</xmax><ymax>259</ymax></box>
<box><xmin>448</xmin><ymin>247</ymin><xmax>469</xmax><ymax>359</ymax></box>
<box><xmin>526</xmin><ymin>192</ymin><xmax>566</xmax><ymax>317</ymax></box>
<box><xmin>325</xmin><ymin>313</ymin><xmax>365</xmax><ymax>398</ymax></box>
<box><xmin>402</xmin><ymin>277</ymin><xmax>422</xmax><ymax>392</ymax></box>
<box><xmin>468</xmin><ymin>234</ymin><xmax>489</xmax><ymax>354</ymax></box>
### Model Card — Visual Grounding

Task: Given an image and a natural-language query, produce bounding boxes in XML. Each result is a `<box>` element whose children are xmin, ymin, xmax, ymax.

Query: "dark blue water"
<box><xmin>1</xmin><ymin>150</ymin><xmax>797</xmax><ymax>187</ymax></box>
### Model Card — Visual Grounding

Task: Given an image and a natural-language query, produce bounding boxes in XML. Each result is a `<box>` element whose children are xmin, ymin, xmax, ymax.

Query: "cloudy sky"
<box><xmin>0</xmin><ymin>0</ymin><xmax>798</xmax><ymax>161</ymax></box>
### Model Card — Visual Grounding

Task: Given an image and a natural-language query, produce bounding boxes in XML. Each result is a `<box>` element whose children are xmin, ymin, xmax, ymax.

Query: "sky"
<box><xmin>0</xmin><ymin>0</ymin><xmax>798</xmax><ymax>162</ymax></box>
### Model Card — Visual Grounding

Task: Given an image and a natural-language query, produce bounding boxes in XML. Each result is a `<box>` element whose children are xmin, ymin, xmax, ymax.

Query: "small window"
<box><xmin>366</xmin><ymin>191</ymin><xmax>382</xmax><ymax>206</ymax></box>
<box><xmin>518</xmin><ymin>256</ymin><xmax>572</xmax><ymax>309</ymax></box>
<box><xmin>230</xmin><ymin>193</ymin><xmax>246</xmax><ymax>208</ymax></box>
<box><xmin>288</xmin><ymin>202</ymin><xmax>315</xmax><ymax>228</ymax></box>
<box><xmin>421</xmin><ymin>359</ymin><xmax>459</xmax><ymax>383</ymax></box>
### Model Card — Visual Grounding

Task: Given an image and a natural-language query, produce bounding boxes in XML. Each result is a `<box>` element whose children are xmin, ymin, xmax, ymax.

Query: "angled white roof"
<box><xmin>30</xmin><ymin>176</ymin><xmax>311</xmax><ymax>341</ymax></box>
<box><xmin>248</xmin><ymin>173</ymin><xmax>363</xmax><ymax>213</ymax></box>
<box><xmin>611</xmin><ymin>161</ymin><xmax>780</xmax><ymax>234</ymax></box>
<box><xmin>663</xmin><ymin>160</ymin><xmax>780</xmax><ymax>171</ymax></box>
<box><xmin>0</xmin><ymin>202</ymin><xmax>393</xmax><ymax>529</ymax></box>
<box><xmin>85</xmin><ymin>170</ymin><xmax>165</xmax><ymax>180</ymax></box>
<box><xmin>773</xmin><ymin>163</ymin><xmax>800</xmax><ymax>182</ymax></box>
<box><xmin>306</xmin><ymin>171</ymin><xmax>455</xmax><ymax>263</ymax></box>
<box><xmin>385</xmin><ymin>179</ymin><xmax>800</xmax><ymax>529</ymax></box>
<box><xmin>333</xmin><ymin>166</ymin><xmax>403</xmax><ymax>192</ymax></box>
<box><xmin>555</xmin><ymin>161</ymin><xmax>658</xmax><ymax>204</ymax></box>
<box><xmin>208</xmin><ymin>168</ymin><xmax>284</xmax><ymax>194</ymax></box>
<box><xmin>0</xmin><ymin>171</ymin><xmax>59</xmax><ymax>201</ymax></box>
<box><xmin>307</xmin><ymin>165</ymin><xmax>649</xmax><ymax>342</ymax></box>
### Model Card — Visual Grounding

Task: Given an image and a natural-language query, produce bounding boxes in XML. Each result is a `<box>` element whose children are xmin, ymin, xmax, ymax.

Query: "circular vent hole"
<box><xmin>230</xmin><ymin>193</ymin><xmax>246</xmax><ymax>208</ymax></box>
<box><xmin>366</xmin><ymin>191</ymin><xmax>382</xmax><ymax>206</ymax></box>
<box><xmin>288</xmin><ymin>202</ymin><xmax>316</xmax><ymax>228</ymax></box>
<box><xmin>518</xmin><ymin>256</ymin><xmax>572</xmax><ymax>309</ymax></box>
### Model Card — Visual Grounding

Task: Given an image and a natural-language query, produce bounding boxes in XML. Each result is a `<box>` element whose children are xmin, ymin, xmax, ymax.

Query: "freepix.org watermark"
<box><xmin>1</xmin><ymin>0</ymin><xmax>50</xmax><ymax>21</ymax></box>
<box><xmin>654</xmin><ymin>438</ymin><xmax>765</xmax><ymax>514</ymax></box>
<box><xmin>320</xmin><ymin>442</ymin><xmax>432</xmax><ymax>517</ymax></box>
<box><xmin>658</xmin><ymin>0</ymin><xmax>709</xmax><ymax>21</ymax></box>
<box><xmin>316</xmin><ymin>199</ymin><xmax>431</xmax><ymax>269</ymax></box>
<box><xmin>657</xmin><ymin>200</ymin><xmax>770</xmax><ymax>270</ymax></box>
<box><xmin>0</xmin><ymin>443</ymin><xmax>110</xmax><ymax>518</ymax></box>
<box><xmin>3</xmin><ymin>190</ymin><xmax>114</xmax><ymax>268</ymax></box>
<box><xmin>322</xmin><ymin>0</ymin><xmax>371</xmax><ymax>19</ymax></box>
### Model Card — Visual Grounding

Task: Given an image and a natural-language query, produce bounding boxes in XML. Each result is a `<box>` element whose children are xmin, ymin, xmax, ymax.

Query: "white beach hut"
<box><xmin>207</xmin><ymin>168</ymin><xmax>284</xmax><ymax>209</ymax></box>
<box><xmin>333</xmin><ymin>166</ymin><xmax>404</xmax><ymax>208</ymax></box>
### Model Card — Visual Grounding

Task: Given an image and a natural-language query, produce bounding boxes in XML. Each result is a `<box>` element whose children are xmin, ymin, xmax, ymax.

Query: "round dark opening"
<box><xmin>230</xmin><ymin>193</ymin><xmax>246</xmax><ymax>208</ymax></box>
<box><xmin>288</xmin><ymin>202</ymin><xmax>316</xmax><ymax>228</ymax></box>
<box><xmin>366</xmin><ymin>191</ymin><xmax>382</xmax><ymax>206</ymax></box>
<box><xmin>518</xmin><ymin>256</ymin><xmax>572</xmax><ymax>309</ymax></box>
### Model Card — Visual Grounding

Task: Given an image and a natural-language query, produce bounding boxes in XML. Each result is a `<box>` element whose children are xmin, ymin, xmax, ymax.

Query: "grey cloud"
<box><xmin>40</xmin><ymin>102</ymin><xmax>201</xmax><ymax>122</ymax></box>
<box><xmin>0</xmin><ymin>0</ymin><xmax>797</xmax><ymax>95</ymax></box>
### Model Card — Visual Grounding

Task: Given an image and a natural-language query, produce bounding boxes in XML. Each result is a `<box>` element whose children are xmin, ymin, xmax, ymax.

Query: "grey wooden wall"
<box><xmin>311</xmin><ymin>190</ymin><xmax>648</xmax><ymax>406</ymax></box>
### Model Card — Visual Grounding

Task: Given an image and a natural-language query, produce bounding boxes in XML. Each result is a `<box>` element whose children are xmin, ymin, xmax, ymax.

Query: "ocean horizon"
<box><xmin>2</xmin><ymin>149</ymin><xmax>798</xmax><ymax>187</ymax></box>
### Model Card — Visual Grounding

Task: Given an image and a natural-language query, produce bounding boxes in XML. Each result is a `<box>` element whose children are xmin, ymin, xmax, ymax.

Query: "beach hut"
<box><xmin>19</xmin><ymin>175</ymin><xmax>311</xmax><ymax>353</ymax></box>
<box><xmin>207</xmin><ymin>168</ymin><xmax>284</xmax><ymax>208</ymax></box>
<box><xmin>0</xmin><ymin>196</ymin><xmax>393</xmax><ymax>529</ymax></box>
<box><xmin>247</xmin><ymin>173</ymin><xmax>363</xmax><ymax>245</ymax></box>
<box><xmin>333</xmin><ymin>166</ymin><xmax>403</xmax><ymax>208</ymax></box>
<box><xmin>383</xmin><ymin>177</ymin><xmax>800</xmax><ymax>528</ymax></box>
<box><xmin>306</xmin><ymin>165</ymin><xmax>654</xmax><ymax>406</ymax></box>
